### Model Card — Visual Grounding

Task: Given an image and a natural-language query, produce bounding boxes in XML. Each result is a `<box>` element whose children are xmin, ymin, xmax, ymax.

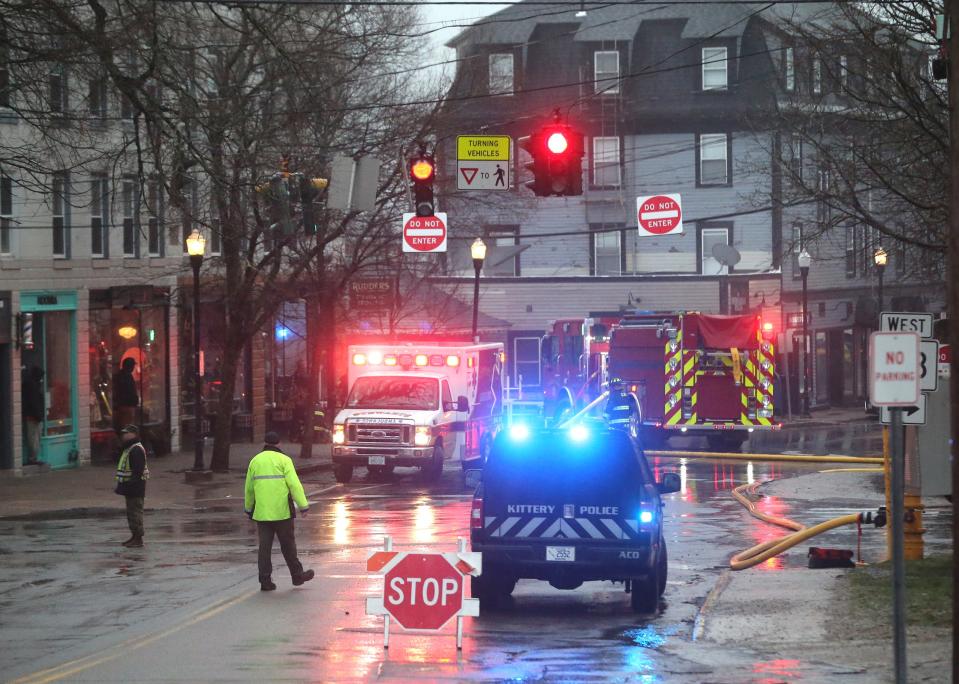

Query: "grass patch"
<box><xmin>847</xmin><ymin>554</ymin><xmax>952</xmax><ymax>628</ymax></box>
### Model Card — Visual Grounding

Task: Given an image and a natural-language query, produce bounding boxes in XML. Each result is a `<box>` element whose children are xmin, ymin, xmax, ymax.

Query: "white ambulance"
<box><xmin>331</xmin><ymin>341</ymin><xmax>505</xmax><ymax>483</ymax></box>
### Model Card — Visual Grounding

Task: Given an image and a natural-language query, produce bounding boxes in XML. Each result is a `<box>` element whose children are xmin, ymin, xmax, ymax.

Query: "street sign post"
<box><xmin>636</xmin><ymin>194</ymin><xmax>683</xmax><ymax>236</ymax></box>
<box><xmin>457</xmin><ymin>135</ymin><xmax>511</xmax><ymax>191</ymax></box>
<box><xmin>366</xmin><ymin>536</ymin><xmax>481</xmax><ymax>649</ymax></box>
<box><xmin>402</xmin><ymin>212</ymin><xmax>448</xmax><ymax>253</ymax></box>
<box><xmin>868</xmin><ymin>331</ymin><xmax>919</xmax><ymax>684</ymax></box>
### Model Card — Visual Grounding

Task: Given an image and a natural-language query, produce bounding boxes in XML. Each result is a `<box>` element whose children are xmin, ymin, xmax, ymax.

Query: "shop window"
<box><xmin>44</xmin><ymin>310</ymin><xmax>74</xmax><ymax>435</ymax></box>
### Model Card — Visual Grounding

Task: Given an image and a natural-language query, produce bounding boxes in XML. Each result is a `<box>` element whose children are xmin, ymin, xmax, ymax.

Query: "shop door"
<box><xmin>20</xmin><ymin>308</ymin><xmax>78</xmax><ymax>469</ymax></box>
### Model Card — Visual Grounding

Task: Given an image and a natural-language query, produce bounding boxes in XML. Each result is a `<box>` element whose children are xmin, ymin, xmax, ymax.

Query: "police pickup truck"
<box><xmin>469</xmin><ymin>422</ymin><xmax>680</xmax><ymax>613</ymax></box>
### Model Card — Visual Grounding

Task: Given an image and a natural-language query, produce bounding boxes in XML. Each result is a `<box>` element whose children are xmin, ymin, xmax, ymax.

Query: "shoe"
<box><xmin>123</xmin><ymin>537</ymin><xmax>143</xmax><ymax>548</ymax></box>
<box><xmin>120</xmin><ymin>536</ymin><xmax>135</xmax><ymax>546</ymax></box>
<box><xmin>292</xmin><ymin>569</ymin><xmax>315</xmax><ymax>586</ymax></box>
<box><xmin>260</xmin><ymin>580</ymin><xmax>277</xmax><ymax>591</ymax></box>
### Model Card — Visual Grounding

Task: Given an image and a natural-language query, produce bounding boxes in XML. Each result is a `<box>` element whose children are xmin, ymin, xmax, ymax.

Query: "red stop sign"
<box><xmin>403</xmin><ymin>213</ymin><xmax>447</xmax><ymax>253</ymax></box>
<box><xmin>383</xmin><ymin>554</ymin><xmax>463</xmax><ymax>630</ymax></box>
<box><xmin>637</xmin><ymin>195</ymin><xmax>682</xmax><ymax>236</ymax></box>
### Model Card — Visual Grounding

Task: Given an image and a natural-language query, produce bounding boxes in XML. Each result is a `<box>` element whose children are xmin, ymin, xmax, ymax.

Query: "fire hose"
<box><xmin>729</xmin><ymin>480</ymin><xmax>886</xmax><ymax>571</ymax></box>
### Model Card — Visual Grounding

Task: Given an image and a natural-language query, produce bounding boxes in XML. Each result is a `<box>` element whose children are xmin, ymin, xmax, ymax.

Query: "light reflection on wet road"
<box><xmin>0</xmin><ymin>425</ymin><xmax>939</xmax><ymax>683</ymax></box>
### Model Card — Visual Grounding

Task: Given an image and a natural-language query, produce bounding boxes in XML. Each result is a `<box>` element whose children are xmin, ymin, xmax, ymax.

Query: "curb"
<box><xmin>691</xmin><ymin>569</ymin><xmax>732</xmax><ymax>642</ymax></box>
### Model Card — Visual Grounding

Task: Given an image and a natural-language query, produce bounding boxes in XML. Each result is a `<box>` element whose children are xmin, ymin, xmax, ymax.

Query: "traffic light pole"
<box><xmin>947</xmin><ymin>1</ymin><xmax>959</xmax><ymax>679</ymax></box>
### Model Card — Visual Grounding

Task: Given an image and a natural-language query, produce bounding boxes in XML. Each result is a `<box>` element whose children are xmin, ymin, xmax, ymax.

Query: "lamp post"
<box><xmin>874</xmin><ymin>246</ymin><xmax>888</xmax><ymax>313</ymax></box>
<box><xmin>186</xmin><ymin>229</ymin><xmax>206</xmax><ymax>471</ymax></box>
<box><xmin>470</xmin><ymin>238</ymin><xmax>487</xmax><ymax>343</ymax></box>
<box><xmin>797</xmin><ymin>249</ymin><xmax>812</xmax><ymax>417</ymax></box>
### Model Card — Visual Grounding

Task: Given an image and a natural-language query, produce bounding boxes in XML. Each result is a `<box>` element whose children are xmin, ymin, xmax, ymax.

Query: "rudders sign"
<box><xmin>402</xmin><ymin>212</ymin><xmax>448</xmax><ymax>253</ymax></box>
<box><xmin>637</xmin><ymin>194</ymin><xmax>683</xmax><ymax>236</ymax></box>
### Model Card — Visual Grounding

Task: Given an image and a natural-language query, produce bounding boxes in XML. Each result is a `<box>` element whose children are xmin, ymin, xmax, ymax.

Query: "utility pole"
<box><xmin>946</xmin><ymin>1</ymin><xmax>959</xmax><ymax>680</ymax></box>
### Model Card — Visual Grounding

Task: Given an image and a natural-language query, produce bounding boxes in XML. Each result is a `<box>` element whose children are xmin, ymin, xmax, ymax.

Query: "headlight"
<box><xmin>414</xmin><ymin>426</ymin><xmax>431</xmax><ymax>446</ymax></box>
<box><xmin>332</xmin><ymin>424</ymin><xmax>345</xmax><ymax>445</ymax></box>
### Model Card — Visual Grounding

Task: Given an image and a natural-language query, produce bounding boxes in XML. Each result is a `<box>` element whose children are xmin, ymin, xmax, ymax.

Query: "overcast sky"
<box><xmin>424</xmin><ymin>1</ymin><xmax>508</xmax><ymax>80</ymax></box>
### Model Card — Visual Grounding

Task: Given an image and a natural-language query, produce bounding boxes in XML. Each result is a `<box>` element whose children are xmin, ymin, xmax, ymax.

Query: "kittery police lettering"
<box><xmin>507</xmin><ymin>504</ymin><xmax>554</xmax><ymax>514</ymax></box>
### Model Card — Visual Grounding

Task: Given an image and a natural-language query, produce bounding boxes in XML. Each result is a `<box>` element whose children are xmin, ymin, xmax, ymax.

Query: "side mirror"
<box><xmin>657</xmin><ymin>472</ymin><xmax>681</xmax><ymax>494</ymax></box>
<box><xmin>456</xmin><ymin>396</ymin><xmax>470</xmax><ymax>413</ymax></box>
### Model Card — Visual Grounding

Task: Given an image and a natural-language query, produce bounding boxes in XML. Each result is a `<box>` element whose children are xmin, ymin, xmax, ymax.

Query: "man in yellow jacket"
<box><xmin>244</xmin><ymin>432</ymin><xmax>314</xmax><ymax>591</ymax></box>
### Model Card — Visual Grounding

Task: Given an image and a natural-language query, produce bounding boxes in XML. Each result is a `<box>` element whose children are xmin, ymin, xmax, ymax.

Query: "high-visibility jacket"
<box><xmin>115</xmin><ymin>441</ymin><xmax>149</xmax><ymax>497</ymax></box>
<box><xmin>244</xmin><ymin>448</ymin><xmax>309</xmax><ymax>522</ymax></box>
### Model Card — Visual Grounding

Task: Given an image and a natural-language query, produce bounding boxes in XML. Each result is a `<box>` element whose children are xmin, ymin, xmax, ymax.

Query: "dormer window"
<box><xmin>489</xmin><ymin>53</ymin><xmax>514</xmax><ymax>96</ymax></box>
<box><xmin>702</xmin><ymin>47</ymin><xmax>728</xmax><ymax>90</ymax></box>
<box><xmin>784</xmin><ymin>47</ymin><xmax>795</xmax><ymax>92</ymax></box>
<box><xmin>594</xmin><ymin>51</ymin><xmax>620</xmax><ymax>94</ymax></box>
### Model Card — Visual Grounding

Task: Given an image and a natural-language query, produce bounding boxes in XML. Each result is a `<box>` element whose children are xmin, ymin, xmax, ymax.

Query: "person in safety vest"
<box><xmin>244</xmin><ymin>432</ymin><xmax>314</xmax><ymax>591</ymax></box>
<box><xmin>115</xmin><ymin>424</ymin><xmax>149</xmax><ymax>548</ymax></box>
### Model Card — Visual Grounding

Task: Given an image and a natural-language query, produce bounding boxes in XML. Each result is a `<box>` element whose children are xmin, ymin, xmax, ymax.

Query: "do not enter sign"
<box><xmin>403</xmin><ymin>212</ymin><xmax>448</xmax><ymax>253</ymax></box>
<box><xmin>637</xmin><ymin>194</ymin><xmax>683</xmax><ymax>236</ymax></box>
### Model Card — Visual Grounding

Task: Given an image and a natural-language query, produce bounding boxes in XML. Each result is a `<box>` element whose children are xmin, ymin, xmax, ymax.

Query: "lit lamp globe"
<box><xmin>797</xmin><ymin>249</ymin><xmax>811</xmax><ymax>270</ymax></box>
<box><xmin>874</xmin><ymin>247</ymin><xmax>888</xmax><ymax>268</ymax></box>
<box><xmin>186</xmin><ymin>230</ymin><xmax>206</xmax><ymax>258</ymax></box>
<box><xmin>470</xmin><ymin>237</ymin><xmax>487</xmax><ymax>263</ymax></box>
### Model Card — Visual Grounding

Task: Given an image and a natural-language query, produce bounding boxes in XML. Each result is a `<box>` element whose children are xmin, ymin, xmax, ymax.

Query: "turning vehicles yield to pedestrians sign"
<box><xmin>457</xmin><ymin>135</ymin><xmax>511</xmax><ymax>191</ymax></box>
<box><xmin>402</xmin><ymin>212</ymin><xmax>448</xmax><ymax>253</ymax></box>
<box><xmin>637</xmin><ymin>194</ymin><xmax>683</xmax><ymax>236</ymax></box>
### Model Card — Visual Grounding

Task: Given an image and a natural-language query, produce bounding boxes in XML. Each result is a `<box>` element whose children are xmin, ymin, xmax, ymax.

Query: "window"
<box><xmin>180</xmin><ymin>177</ymin><xmax>198</xmax><ymax>252</ymax></box>
<box><xmin>513</xmin><ymin>336</ymin><xmax>541</xmax><ymax>387</ymax></box>
<box><xmin>789</xmin><ymin>134</ymin><xmax>803</xmax><ymax>181</ymax></box>
<box><xmin>49</xmin><ymin>64</ymin><xmax>67</xmax><ymax>113</ymax></box>
<box><xmin>592</xmin><ymin>136</ymin><xmax>621</xmax><ymax>187</ymax></box>
<box><xmin>845</xmin><ymin>225</ymin><xmax>857</xmax><ymax>277</ymax></box>
<box><xmin>702</xmin><ymin>47</ymin><xmax>728</xmax><ymax>90</ymax></box>
<box><xmin>88</xmin><ymin>75</ymin><xmax>107</xmax><ymax>120</ymax></box>
<box><xmin>0</xmin><ymin>174</ymin><xmax>11</xmax><ymax>255</ymax></box>
<box><xmin>784</xmin><ymin>47</ymin><xmax>795</xmax><ymax>92</ymax></box>
<box><xmin>700</xmin><ymin>226</ymin><xmax>730</xmax><ymax>275</ymax></box>
<box><xmin>0</xmin><ymin>29</ymin><xmax>10</xmax><ymax>109</ymax></box>
<box><xmin>147</xmin><ymin>180</ymin><xmax>162</xmax><ymax>257</ymax></box>
<box><xmin>791</xmin><ymin>221</ymin><xmax>804</xmax><ymax>279</ymax></box>
<box><xmin>812</xmin><ymin>56</ymin><xmax>822</xmax><ymax>94</ymax></box>
<box><xmin>209</xmin><ymin>218</ymin><xmax>222</xmax><ymax>255</ymax></box>
<box><xmin>122</xmin><ymin>178</ymin><xmax>138</xmax><ymax>257</ymax></box>
<box><xmin>698</xmin><ymin>133</ymin><xmax>729</xmax><ymax>185</ymax></box>
<box><xmin>594</xmin><ymin>50</ymin><xmax>620</xmax><ymax>94</ymax></box>
<box><xmin>839</xmin><ymin>55</ymin><xmax>849</xmax><ymax>91</ymax></box>
<box><xmin>591</xmin><ymin>225</ymin><xmax>622</xmax><ymax>276</ymax></box>
<box><xmin>488</xmin><ymin>53</ymin><xmax>514</xmax><ymax>95</ymax></box>
<box><xmin>816</xmin><ymin>166</ymin><xmax>831</xmax><ymax>224</ymax></box>
<box><xmin>52</xmin><ymin>172</ymin><xmax>69</xmax><ymax>258</ymax></box>
<box><xmin>895</xmin><ymin>240</ymin><xmax>906</xmax><ymax>276</ymax></box>
<box><xmin>483</xmin><ymin>225</ymin><xmax>519</xmax><ymax>276</ymax></box>
<box><xmin>855</xmin><ymin>225</ymin><xmax>866</xmax><ymax>276</ymax></box>
<box><xmin>90</xmin><ymin>175</ymin><xmax>109</xmax><ymax>258</ymax></box>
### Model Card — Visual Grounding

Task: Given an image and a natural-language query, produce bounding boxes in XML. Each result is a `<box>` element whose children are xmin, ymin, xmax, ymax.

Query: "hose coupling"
<box><xmin>861</xmin><ymin>506</ymin><xmax>888</xmax><ymax>528</ymax></box>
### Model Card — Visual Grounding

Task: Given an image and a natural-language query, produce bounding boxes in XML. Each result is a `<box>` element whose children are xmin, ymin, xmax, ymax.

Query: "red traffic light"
<box><xmin>547</xmin><ymin>131</ymin><xmax>569</xmax><ymax>154</ymax></box>
<box><xmin>410</xmin><ymin>157</ymin><xmax>435</xmax><ymax>182</ymax></box>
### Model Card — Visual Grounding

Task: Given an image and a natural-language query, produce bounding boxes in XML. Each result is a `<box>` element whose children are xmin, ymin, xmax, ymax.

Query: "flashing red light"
<box><xmin>762</xmin><ymin>322</ymin><xmax>774</xmax><ymax>333</ymax></box>
<box><xmin>547</xmin><ymin>131</ymin><xmax>568</xmax><ymax>154</ymax></box>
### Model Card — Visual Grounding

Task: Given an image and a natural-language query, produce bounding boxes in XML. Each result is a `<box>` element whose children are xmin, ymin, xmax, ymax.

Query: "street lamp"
<box><xmin>874</xmin><ymin>246</ymin><xmax>888</xmax><ymax>312</ymax></box>
<box><xmin>185</xmin><ymin>229</ymin><xmax>206</xmax><ymax>471</ymax></box>
<box><xmin>797</xmin><ymin>249</ymin><xmax>812</xmax><ymax>417</ymax></box>
<box><xmin>470</xmin><ymin>238</ymin><xmax>487</xmax><ymax>343</ymax></box>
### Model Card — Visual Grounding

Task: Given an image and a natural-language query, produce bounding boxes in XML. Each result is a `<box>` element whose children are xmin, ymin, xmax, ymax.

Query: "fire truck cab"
<box><xmin>606</xmin><ymin>312</ymin><xmax>779</xmax><ymax>450</ymax></box>
<box><xmin>331</xmin><ymin>341</ymin><xmax>504</xmax><ymax>483</ymax></box>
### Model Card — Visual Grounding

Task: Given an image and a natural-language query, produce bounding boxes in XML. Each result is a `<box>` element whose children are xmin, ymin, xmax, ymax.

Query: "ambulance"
<box><xmin>331</xmin><ymin>340</ymin><xmax>505</xmax><ymax>483</ymax></box>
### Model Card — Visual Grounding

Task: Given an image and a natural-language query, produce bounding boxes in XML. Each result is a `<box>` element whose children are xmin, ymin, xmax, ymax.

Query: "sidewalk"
<box><xmin>779</xmin><ymin>405</ymin><xmax>877</xmax><ymax>428</ymax></box>
<box><xmin>0</xmin><ymin>441</ymin><xmax>331</xmax><ymax>520</ymax></box>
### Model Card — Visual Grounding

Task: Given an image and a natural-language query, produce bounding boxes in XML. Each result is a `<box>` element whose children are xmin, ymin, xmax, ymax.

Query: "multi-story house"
<box><xmin>435</xmin><ymin>1</ymin><xmax>945</xmax><ymax>409</ymax></box>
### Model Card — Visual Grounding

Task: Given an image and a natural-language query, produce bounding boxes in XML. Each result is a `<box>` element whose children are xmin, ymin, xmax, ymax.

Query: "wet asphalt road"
<box><xmin>0</xmin><ymin>425</ymin><xmax>930</xmax><ymax>683</ymax></box>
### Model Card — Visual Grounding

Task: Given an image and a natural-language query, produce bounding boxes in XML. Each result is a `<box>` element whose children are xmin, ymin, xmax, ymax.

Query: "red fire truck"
<box><xmin>542</xmin><ymin>314</ymin><xmax>621</xmax><ymax>416</ymax></box>
<box><xmin>604</xmin><ymin>312</ymin><xmax>780</xmax><ymax>450</ymax></box>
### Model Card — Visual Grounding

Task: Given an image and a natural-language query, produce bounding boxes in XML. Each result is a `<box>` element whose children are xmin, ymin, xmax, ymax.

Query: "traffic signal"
<box><xmin>268</xmin><ymin>173</ymin><xmax>293</xmax><ymax>235</ymax></box>
<box><xmin>408</xmin><ymin>153</ymin><xmax>435</xmax><ymax>217</ymax></box>
<box><xmin>519</xmin><ymin>124</ymin><xmax>584</xmax><ymax>197</ymax></box>
<box><xmin>299</xmin><ymin>175</ymin><xmax>328</xmax><ymax>235</ymax></box>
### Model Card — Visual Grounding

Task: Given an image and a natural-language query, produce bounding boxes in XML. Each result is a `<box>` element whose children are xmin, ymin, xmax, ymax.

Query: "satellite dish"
<box><xmin>711</xmin><ymin>244</ymin><xmax>742</xmax><ymax>267</ymax></box>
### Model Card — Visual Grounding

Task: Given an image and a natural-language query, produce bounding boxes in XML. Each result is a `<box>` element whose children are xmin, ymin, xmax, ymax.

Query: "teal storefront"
<box><xmin>20</xmin><ymin>291</ymin><xmax>79</xmax><ymax>469</ymax></box>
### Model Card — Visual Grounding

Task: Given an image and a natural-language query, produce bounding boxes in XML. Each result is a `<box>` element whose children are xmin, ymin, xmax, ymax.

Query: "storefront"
<box><xmin>89</xmin><ymin>287</ymin><xmax>171</xmax><ymax>460</ymax></box>
<box><xmin>19</xmin><ymin>291</ymin><xmax>79</xmax><ymax>469</ymax></box>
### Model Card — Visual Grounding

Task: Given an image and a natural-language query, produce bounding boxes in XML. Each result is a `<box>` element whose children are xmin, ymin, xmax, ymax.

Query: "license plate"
<box><xmin>546</xmin><ymin>546</ymin><xmax>575</xmax><ymax>562</ymax></box>
<box><xmin>368</xmin><ymin>456</ymin><xmax>386</xmax><ymax>466</ymax></box>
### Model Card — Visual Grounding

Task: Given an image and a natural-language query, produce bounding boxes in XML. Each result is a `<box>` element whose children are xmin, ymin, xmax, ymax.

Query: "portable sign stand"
<box><xmin>366</xmin><ymin>536</ymin><xmax>482</xmax><ymax>650</ymax></box>
<box><xmin>868</xmin><ymin>331</ymin><xmax>920</xmax><ymax>684</ymax></box>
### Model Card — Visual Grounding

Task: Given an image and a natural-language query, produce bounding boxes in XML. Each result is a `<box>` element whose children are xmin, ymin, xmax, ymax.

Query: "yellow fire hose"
<box><xmin>729</xmin><ymin>481</ymin><xmax>870</xmax><ymax>571</ymax></box>
<box><xmin>649</xmin><ymin>449</ymin><xmax>883</xmax><ymax>464</ymax></box>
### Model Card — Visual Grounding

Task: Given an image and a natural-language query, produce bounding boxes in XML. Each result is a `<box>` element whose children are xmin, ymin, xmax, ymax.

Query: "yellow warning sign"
<box><xmin>457</xmin><ymin>135</ymin><xmax>511</xmax><ymax>161</ymax></box>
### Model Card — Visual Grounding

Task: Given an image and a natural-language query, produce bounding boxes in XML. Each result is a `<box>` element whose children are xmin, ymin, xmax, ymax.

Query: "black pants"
<box><xmin>257</xmin><ymin>519</ymin><xmax>304</xmax><ymax>582</ymax></box>
<box><xmin>125</xmin><ymin>496</ymin><xmax>144</xmax><ymax>537</ymax></box>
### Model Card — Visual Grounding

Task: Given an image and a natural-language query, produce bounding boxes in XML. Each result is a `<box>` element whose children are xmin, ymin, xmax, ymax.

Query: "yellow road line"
<box><xmin>12</xmin><ymin>589</ymin><xmax>257</xmax><ymax>684</ymax></box>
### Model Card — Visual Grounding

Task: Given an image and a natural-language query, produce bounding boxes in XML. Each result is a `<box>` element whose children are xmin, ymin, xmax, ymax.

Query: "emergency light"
<box><xmin>508</xmin><ymin>424</ymin><xmax>530</xmax><ymax>441</ymax></box>
<box><xmin>352</xmin><ymin>353</ymin><xmax>367</xmax><ymax>365</ymax></box>
<box><xmin>368</xmin><ymin>350</ymin><xmax>384</xmax><ymax>365</ymax></box>
<box><xmin>639</xmin><ymin>510</ymin><xmax>654</xmax><ymax>524</ymax></box>
<box><xmin>384</xmin><ymin>355</ymin><xmax>398</xmax><ymax>366</ymax></box>
<box><xmin>414</xmin><ymin>354</ymin><xmax>428</xmax><ymax>367</ymax></box>
<box><xmin>568</xmin><ymin>424</ymin><xmax>589</xmax><ymax>443</ymax></box>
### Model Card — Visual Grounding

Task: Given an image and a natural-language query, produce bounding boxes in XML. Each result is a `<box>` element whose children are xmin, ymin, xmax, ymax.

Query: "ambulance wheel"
<box><xmin>368</xmin><ymin>465</ymin><xmax>394</xmax><ymax>480</ymax></box>
<box><xmin>631</xmin><ymin>559</ymin><xmax>660</xmax><ymax>614</ymax></box>
<box><xmin>333</xmin><ymin>464</ymin><xmax>353</xmax><ymax>483</ymax></box>
<box><xmin>422</xmin><ymin>444</ymin><xmax>444</xmax><ymax>482</ymax></box>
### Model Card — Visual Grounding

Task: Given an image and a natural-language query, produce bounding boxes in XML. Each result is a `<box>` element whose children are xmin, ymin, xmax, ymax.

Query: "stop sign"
<box><xmin>637</xmin><ymin>194</ymin><xmax>683</xmax><ymax>236</ymax></box>
<box><xmin>383</xmin><ymin>554</ymin><xmax>463</xmax><ymax>630</ymax></box>
<box><xmin>402</xmin><ymin>212</ymin><xmax>448</xmax><ymax>253</ymax></box>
